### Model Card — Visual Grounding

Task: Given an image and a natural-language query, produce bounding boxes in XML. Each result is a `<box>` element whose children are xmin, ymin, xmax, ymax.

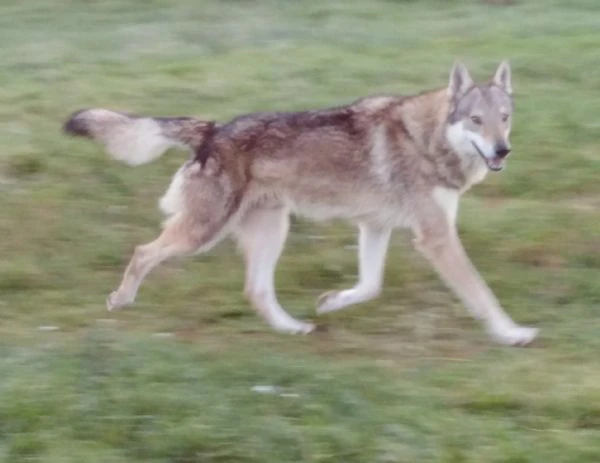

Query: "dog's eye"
<box><xmin>470</xmin><ymin>115</ymin><xmax>482</xmax><ymax>125</ymax></box>
<box><xmin>501</xmin><ymin>113</ymin><xmax>509</xmax><ymax>122</ymax></box>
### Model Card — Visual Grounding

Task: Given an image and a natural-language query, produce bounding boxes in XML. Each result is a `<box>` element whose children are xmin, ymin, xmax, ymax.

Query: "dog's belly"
<box><xmin>292</xmin><ymin>202</ymin><xmax>410</xmax><ymax>227</ymax></box>
<box><xmin>248</xmin><ymin>166</ymin><xmax>414</xmax><ymax>227</ymax></box>
<box><xmin>282</xmin><ymin>188</ymin><xmax>412</xmax><ymax>227</ymax></box>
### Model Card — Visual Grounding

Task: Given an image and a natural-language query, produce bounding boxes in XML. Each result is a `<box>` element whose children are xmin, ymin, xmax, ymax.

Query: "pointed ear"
<box><xmin>448</xmin><ymin>62</ymin><xmax>474</xmax><ymax>99</ymax></box>
<box><xmin>492</xmin><ymin>60</ymin><xmax>512</xmax><ymax>95</ymax></box>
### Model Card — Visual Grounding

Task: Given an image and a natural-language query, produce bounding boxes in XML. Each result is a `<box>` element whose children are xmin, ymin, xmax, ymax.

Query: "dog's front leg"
<box><xmin>236</xmin><ymin>207</ymin><xmax>315</xmax><ymax>334</ymax></box>
<box><xmin>413</xmin><ymin>222</ymin><xmax>538</xmax><ymax>347</ymax></box>
<box><xmin>317</xmin><ymin>223</ymin><xmax>392</xmax><ymax>314</ymax></box>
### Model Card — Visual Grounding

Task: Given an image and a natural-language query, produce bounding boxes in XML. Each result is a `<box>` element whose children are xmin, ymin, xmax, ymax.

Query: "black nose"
<box><xmin>495</xmin><ymin>144</ymin><xmax>511</xmax><ymax>158</ymax></box>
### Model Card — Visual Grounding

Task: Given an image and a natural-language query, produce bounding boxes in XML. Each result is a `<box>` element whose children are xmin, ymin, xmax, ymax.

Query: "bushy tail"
<box><xmin>63</xmin><ymin>108</ymin><xmax>218</xmax><ymax>166</ymax></box>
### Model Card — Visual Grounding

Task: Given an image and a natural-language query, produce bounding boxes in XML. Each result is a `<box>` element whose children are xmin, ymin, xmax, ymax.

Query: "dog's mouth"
<box><xmin>471</xmin><ymin>142</ymin><xmax>505</xmax><ymax>172</ymax></box>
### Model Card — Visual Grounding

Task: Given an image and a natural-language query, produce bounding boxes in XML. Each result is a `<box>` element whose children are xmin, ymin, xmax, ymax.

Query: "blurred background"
<box><xmin>0</xmin><ymin>1</ymin><xmax>599</xmax><ymax>461</ymax></box>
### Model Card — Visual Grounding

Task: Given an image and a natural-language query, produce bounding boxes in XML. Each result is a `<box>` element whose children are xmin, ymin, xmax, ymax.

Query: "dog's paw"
<box><xmin>278</xmin><ymin>320</ymin><xmax>315</xmax><ymax>335</ymax></box>
<box><xmin>317</xmin><ymin>287</ymin><xmax>380</xmax><ymax>315</ymax></box>
<box><xmin>106</xmin><ymin>291</ymin><xmax>133</xmax><ymax>312</ymax></box>
<box><xmin>270</xmin><ymin>317</ymin><xmax>315</xmax><ymax>335</ymax></box>
<box><xmin>316</xmin><ymin>290</ymin><xmax>343</xmax><ymax>314</ymax></box>
<box><xmin>491</xmin><ymin>325</ymin><xmax>539</xmax><ymax>347</ymax></box>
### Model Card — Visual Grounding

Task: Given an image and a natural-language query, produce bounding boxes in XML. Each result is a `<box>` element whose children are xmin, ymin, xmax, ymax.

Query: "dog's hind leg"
<box><xmin>106</xmin><ymin>211</ymin><xmax>233</xmax><ymax>311</ymax></box>
<box><xmin>235</xmin><ymin>207</ymin><xmax>314</xmax><ymax>334</ymax></box>
<box><xmin>317</xmin><ymin>223</ymin><xmax>392</xmax><ymax>314</ymax></box>
<box><xmin>107</xmin><ymin>166</ymin><xmax>241</xmax><ymax>311</ymax></box>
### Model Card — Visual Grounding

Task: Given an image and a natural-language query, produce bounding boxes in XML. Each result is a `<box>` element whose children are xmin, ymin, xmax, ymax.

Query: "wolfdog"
<box><xmin>64</xmin><ymin>61</ymin><xmax>538</xmax><ymax>346</ymax></box>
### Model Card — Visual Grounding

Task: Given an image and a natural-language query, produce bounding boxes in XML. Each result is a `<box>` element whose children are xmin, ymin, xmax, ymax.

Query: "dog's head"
<box><xmin>445</xmin><ymin>61</ymin><xmax>513</xmax><ymax>172</ymax></box>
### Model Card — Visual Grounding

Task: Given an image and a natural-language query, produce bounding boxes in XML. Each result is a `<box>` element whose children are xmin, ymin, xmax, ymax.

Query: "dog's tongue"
<box><xmin>488</xmin><ymin>158</ymin><xmax>504</xmax><ymax>171</ymax></box>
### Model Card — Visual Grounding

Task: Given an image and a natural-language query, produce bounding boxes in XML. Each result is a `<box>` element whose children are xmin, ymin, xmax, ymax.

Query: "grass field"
<box><xmin>0</xmin><ymin>0</ymin><xmax>599</xmax><ymax>461</ymax></box>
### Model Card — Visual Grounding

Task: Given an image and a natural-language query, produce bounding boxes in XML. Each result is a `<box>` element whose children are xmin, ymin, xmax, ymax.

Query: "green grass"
<box><xmin>0</xmin><ymin>0</ymin><xmax>599</xmax><ymax>461</ymax></box>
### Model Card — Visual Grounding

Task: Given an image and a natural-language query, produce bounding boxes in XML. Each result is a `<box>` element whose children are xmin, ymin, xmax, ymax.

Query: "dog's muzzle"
<box><xmin>471</xmin><ymin>141</ymin><xmax>509</xmax><ymax>172</ymax></box>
